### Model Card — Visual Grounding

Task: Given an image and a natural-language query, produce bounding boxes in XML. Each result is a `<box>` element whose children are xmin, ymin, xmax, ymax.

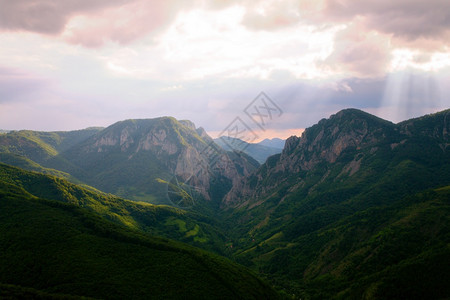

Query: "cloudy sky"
<box><xmin>0</xmin><ymin>0</ymin><xmax>449</xmax><ymax>140</ymax></box>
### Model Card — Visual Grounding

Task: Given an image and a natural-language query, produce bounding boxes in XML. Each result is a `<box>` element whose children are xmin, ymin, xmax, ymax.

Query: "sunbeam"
<box><xmin>378</xmin><ymin>70</ymin><xmax>442</xmax><ymax>123</ymax></box>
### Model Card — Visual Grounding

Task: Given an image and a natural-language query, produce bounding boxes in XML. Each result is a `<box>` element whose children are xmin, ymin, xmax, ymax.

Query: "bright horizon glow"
<box><xmin>208</xmin><ymin>128</ymin><xmax>305</xmax><ymax>143</ymax></box>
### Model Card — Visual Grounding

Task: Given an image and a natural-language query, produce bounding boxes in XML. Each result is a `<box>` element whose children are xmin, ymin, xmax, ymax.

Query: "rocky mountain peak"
<box><xmin>223</xmin><ymin>108</ymin><xmax>399</xmax><ymax>206</ymax></box>
<box><xmin>57</xmin><ymin>116</ymin><xmax>258</xmax><ymax>205</ymax></box>
<box><xmin>195</xmin><ymin>127</ymin><xmax>212</xmax><ymax>141</ymax></box>
<box><xmin>179</xmin><ymin>120</ymin><xmax>197</xmax><ymax>131</ymax></box>
<box><xmin>281</xmin><ymin>108</ymin><xmax>394</xmax><ymax>166</ymax></box>
<box><xmin>83</xmin><ymin>117</ymin><xmax>200</xmax><ymax>155</ymax></box>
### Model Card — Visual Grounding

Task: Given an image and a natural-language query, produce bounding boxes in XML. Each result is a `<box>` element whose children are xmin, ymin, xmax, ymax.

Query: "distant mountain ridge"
<box><xmin>214</xmin><ymin>136</ymin><xmax>283</xmax><ymax>164</ymax></box>
<box><xmin>258</xmin><ymin>138</ymin><xmax>285</xmax><ymax>149</ymax></box>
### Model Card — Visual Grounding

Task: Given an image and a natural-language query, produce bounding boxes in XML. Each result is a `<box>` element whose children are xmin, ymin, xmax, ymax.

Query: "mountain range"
<box><xmin>1</xmin><ymin>108</ymin><xmax>449</xmax><ymax>299</ymax></box>
<box><xmin>0</xmin><ymin>118</ymin><xmax>258</xmax><ymax>208</ymax></box>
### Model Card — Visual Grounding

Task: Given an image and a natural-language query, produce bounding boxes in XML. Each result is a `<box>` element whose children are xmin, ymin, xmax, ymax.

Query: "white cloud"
<box><xmin>97</xmin><ymin>7</ymin><xmax>339</xmax><ymax>81</ymax></box>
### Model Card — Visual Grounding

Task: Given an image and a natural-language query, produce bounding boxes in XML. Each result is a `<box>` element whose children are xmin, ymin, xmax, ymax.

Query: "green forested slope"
<box><xmin>0</xmin><ymin>152</ymin><xmax>73</xmax><ymax>180</ymax></box>
<box><xmin>0</xmin><ymin>128</ymin><xmax>102</xmax><ymax>186</ymax></box>
<box><xmin>0</xmin><ymin>178</ymin><xmax>279</xmax><ymax>299</ymax></box>
<box><xmin>232</xmin><ymin>186</ymin><xmax>450</xmax><ymax>299</ymax></box>
<box><xmin>0</xmin><ymin>163</ymin><xmax>228</xmax><ymax>254</ymax></box>
<box><xmin>223</xmin><ymin>109</ymin><xmax>450</xmax><ymax>299</ymax></box>
<box><xmin>0</xmin><ymin>128</ymin><xmax>101</xmax><ymax>164</ymax></box>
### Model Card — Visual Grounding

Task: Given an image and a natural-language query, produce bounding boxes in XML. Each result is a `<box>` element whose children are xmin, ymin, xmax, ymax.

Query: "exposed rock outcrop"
<box><xmin>62</xmin><ymin>117</ymin><xmax>258</xmax><ymax>203</ymax></box>
<box><xmin>224</xmin><ymin>108</ymin><xmax>429</xmax><ymax>207</ymax></box>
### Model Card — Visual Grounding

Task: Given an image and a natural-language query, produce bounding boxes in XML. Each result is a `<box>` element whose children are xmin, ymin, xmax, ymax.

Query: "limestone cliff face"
<box><xmin>223</xmin><ymin>109</ymin><xmax>403</xmax><ymax>207</ymax></box>
<box><xmin>87</xmin><ymin>120</ymin><xmax>179</xmax><ymax>157</ymax></box>
<box><xmin>277</xmin><ymin>109</ymin><xmax>393</xmax><ymax>173</ymax></box>
<box><xmin>64</xmin><ymin>117</ymin><xmax>257</xmax><ymax>203</ymax></box>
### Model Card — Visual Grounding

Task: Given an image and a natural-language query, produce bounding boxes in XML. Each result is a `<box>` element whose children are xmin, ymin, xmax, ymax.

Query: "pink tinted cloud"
<box><xmin>321</xmin><ymin>23</ymin><xmax>391</xmax><ymax>77</ymax></box>
<box><xmin>242</xmin><ymin>0</ymin><xmax>299</xmax><ymax>31</ymax></box>
<box><xmin>311</xmin><ymin>0</ymin><xmax>450</xmax><ymax>51</ymax></box>
<box><xmin>0</xmin><ymin>0</ymin><xmax>128</xmax><ymax>34</ymax></box>
<box><xmin>1</xmin><ymin>0</ymin><xmax>448</xmax><ymax>50</ymax></box>
<box><xmin>0</xmin><ymin>0</ymin><xmax>186</xmax><ymax>47</ymax></box>
<box><xmin>63</xmin><ymin>0</ymin><xmax>186</xmax><ymax>47</ymax></box>
<box><xmin>239</xmin><ymin>0</ymin><xmax>449</xmax><ymax>50</ymax></box>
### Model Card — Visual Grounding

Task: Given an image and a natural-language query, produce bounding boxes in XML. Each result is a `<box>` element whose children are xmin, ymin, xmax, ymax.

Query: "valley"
<box><xmin>1</xmin><ymin>108</ymin><xmax>449</xmax><ymax>299</ymax></box>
